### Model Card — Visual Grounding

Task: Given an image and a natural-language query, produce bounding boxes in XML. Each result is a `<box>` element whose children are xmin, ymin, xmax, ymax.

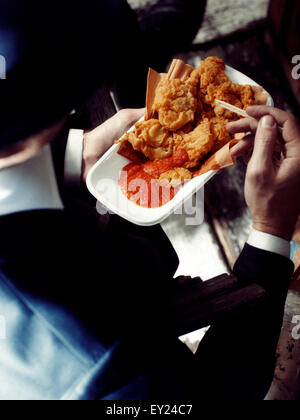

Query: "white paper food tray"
<box><xmin>87</xmin><ymin>65</ymin><xmax>274</xmax><ymax>226</ymax></box>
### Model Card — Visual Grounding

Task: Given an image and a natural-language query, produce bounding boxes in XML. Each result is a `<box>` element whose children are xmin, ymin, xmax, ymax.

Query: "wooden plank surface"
<box><xmin>266</xmin><ymin>287</ymin><xmax>300</xmax><ymax>400</ymax></box>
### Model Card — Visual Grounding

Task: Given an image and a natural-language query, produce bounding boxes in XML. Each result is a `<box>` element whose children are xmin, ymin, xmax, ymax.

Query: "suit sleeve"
<box><xmin>193</xmin><ymin>244</ymin><xmax>294</xmax><ymax>400</ymax></box>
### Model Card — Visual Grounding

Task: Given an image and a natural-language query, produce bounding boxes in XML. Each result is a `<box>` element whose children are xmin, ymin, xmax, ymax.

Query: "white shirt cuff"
<box><xmin>64</xmin><ymin>129</ymin><xmax>84</xmax><ymax>187</ymax></box>
<box><xmin>247</xmin><ymin>229</ymin><xmax>291</xmax><ymax>259</ymax></box>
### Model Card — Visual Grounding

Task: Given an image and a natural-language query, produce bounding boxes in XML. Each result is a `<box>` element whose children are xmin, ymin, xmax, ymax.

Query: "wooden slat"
<box><xmin>291</xmin><ymin>252</ymin><xmax>300</xmax><ymax>293</ymax></box>
<box><xmin>205</xmin><ymin>195</ymin><xmax>241</xmax><ymax>270</ymax></box>
<box><xmin>169</xmin><ymin>273</ymin><xmax>267</xmax><ymax>337</ymax></box>
<box><xmin>204</xmin><ymin>160</ymin><xmax>250</xmax><ymax>269</ymax></box>
<box><xmin>266</xmin><ymin>288</ymin><xmax>300</xmax><ymax>400</ymax></box>
<box><xmin>172</xmin><ymin>282</ymin><xmax>266</xmax><ymax>337</ymax></box>
<box><xmin>170</xmin><ymin>274</ymin><xmax>239</xmax><ymax>306</ymax></box>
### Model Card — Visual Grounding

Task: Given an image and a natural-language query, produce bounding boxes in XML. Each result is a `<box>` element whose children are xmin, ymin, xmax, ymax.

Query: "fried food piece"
<box><xmin>176</xmin><ymin>122</ymin><xmax>194</xmax><ymax>134</ymax></box>
<box><xmin>187</xmin><ymin>69</ymin><xmax>200</xmax><ymax>89</ymax></box>
<box><xmin>174</xmin><ymin>118</ymin><xmax>214</xmax><ymax>168</ymax></box>
<box><xmin>153</xmin><ymin>79</ymin><xmax>197</xmax><ymax>131</ymax></box>
<box><xmin>122</xmin><ymin>119</ymin><xmax>174</xmax><ymax>161</ymax></box>
<box><xmin>232</xmin><ymin>83</ymin><xmax>255</xmax><ymax>107</ymax></box>
<box><xmin>159</xmin><ymin>168</ymin><xmax>192</xmax><ymax>188</ymax></box>
<box><xmin>206</xmin><ymin>82</ymin><xmax>255</xmax><ymax>119</ymax></box>
<box><xmin>210</xmin><ymin>116</ymin><xmax>232</xmax><ymax>153</ymax></box>
<box><xmin>118</xmin><ymin>140</ymin><xmax>148</xmax><ymax>164</ymax></box>
<box><xmin>189</xmin><ymin>56</ymin><xmax>231</xmax><ymax>91</ymax></box>
<box><xmin>194</xmin><ymin>91</ymin><xmax>215</xmax><ymax>124</ymax></box>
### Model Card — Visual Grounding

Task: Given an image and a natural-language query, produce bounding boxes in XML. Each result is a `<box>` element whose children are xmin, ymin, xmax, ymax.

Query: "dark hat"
<box><xmin>0</xmin><ymin>0</ymin><xmax>124</xmax><ymax>149</ymax></box>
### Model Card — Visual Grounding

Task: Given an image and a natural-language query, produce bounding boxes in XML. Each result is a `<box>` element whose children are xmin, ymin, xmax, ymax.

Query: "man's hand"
<box><xmin>82</xmin><ymin>108</ymin><xmax>145</xmax><ymax>182</ymax></box>
<box><xmin>227</xmin><ymin>106</ymin><xmax>300</xmax><ymax>241</ymax></box>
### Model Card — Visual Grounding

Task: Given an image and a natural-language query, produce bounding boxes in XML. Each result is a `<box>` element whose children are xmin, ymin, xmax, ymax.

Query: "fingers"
<box><xmin>82</xmin><ymin>108</ymin><xmax>145</xmax><ymax>182</ymax></box>
<box><xmin>230</xmin><ymin>134</ymin><xmax>254</xmax><ymax>158</ymax></box>
<box><xmin>250</xmin><ymin>115</ymin><xmax>278</xmax><ymax>170</ymax></box>
<box><xmin>246</xmin><ymin>105</ymin><xmax>293</xmax><ymax>127</ymax></box>
<box><xmin>227</xmin><ymin>118</ymin><xmax>258</xmax><ymax>135</ymax></box>
<box><xmin>113</xmin><ymin>108</ymin><xmax>145</xmax><ymax>139</ymax></box>
<box><xmin>117</xmin><ymin>108</ymin><xmax>145</xmax><ymax>131</ymax></box>
<box><xmin>90</xmin><ymin>108</ymin><xmax>145</xmax><ymax>143</ymax></box>
<box><xmin>247</xmin><ymin>106</ymin><xmax>300</xmax><ymax>146</ymax></box>
<box><xmin>228</xmin><ymin>107</ymin><xmax>300</xmax><ymax>152</ymax></box>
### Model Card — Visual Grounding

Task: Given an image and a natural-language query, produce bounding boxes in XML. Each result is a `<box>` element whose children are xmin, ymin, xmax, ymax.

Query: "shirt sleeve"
<box><xmin>247</xmin><ymin>229</ymin><xmax>291</xmax><ymax>259</ymax></box>
<box><xmin>64</xmin><ymin>129</ymin><xmax>84</xmax><ymax>187</ymax></box>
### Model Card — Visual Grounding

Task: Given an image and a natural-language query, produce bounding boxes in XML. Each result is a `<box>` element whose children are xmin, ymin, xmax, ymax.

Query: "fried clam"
<box><xmin>173</xmin><ymin>118</ymin><xmax>214</xmax><ymax>169</ymax></box>
<box><xmin>194</xmin><ymin>91</ymin><xmax>215</xmax><ymax>124</ymax></box>
<box><xmin>159</xmin><ymin>168</ymin><xmax>192</xmax><ymax>188</ymax></box>
<box><xmin>152</xmin><ymin>78</ymin><xmax>197</xmax><ymax>131</ymax></box>
<box><xmin>206</xmin><ymin>82</ymin><xmax>255</xmax><ymax>120</ymax></box>
<box><xmin>209</xmin><ymin>116</ymin><xmax>232</xmax><ymax>153</ymax></box>
<box><xmin>188</xmin><ymin>56</ymin><xmax>231</xmax><ymax>92</ymax></box>
<box><xmin>121</xmin><ymin>119</ymin><xmax>174</xmax><ymax>161</ymax></box>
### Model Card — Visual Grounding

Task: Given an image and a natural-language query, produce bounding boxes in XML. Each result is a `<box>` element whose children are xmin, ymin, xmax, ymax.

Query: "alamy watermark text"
<box><xmin>292</xmin><ymin>55</ymin><xmax>300</xmax><ymax>80</ymax></box>
<box><xmin>292</xmin><ymin>315</ymin><xmax>300</xmax><ymax>340</ymax></box>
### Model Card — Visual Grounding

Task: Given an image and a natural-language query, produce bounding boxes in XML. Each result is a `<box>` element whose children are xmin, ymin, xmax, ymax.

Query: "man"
<box><xmin>1</xmin><ymin>101</ymin><xmax>300</xmax><ymax>401</ymax></box>
<box><xmin>1</xmin><ymin>0</ymin><xmax>300</xmax><ymax>401</ymax></box>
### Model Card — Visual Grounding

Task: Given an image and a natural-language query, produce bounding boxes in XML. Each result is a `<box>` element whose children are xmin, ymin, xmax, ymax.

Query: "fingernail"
<box><xmin>262</xmin><ymin>115</ymin><xmax>276</xmax><ymax>129</ymax></box>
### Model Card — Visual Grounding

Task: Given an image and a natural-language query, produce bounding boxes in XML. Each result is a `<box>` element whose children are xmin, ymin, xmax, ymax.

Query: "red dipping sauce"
<box><xmin>119</xmin><ymin>149</ymin><xmax>189</xmax><ymax>208</ymax></box>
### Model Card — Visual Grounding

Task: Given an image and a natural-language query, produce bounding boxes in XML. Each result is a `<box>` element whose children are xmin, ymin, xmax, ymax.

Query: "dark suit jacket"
<box><xmin>0</xmin><ymin>132</ymin><xmax>294</xmax><ymax>400</ymax></box>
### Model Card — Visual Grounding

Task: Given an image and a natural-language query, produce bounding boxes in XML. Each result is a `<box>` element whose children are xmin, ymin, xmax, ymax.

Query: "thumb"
<box><xmin>251</xmin><ymin>115</ymin><xmax>278</xmax><ymax>169</ymax></box>
<box><xmin>116</xmin><ymin>108</ymin><xmax>145</xmax><ymax>133</ymax></box>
